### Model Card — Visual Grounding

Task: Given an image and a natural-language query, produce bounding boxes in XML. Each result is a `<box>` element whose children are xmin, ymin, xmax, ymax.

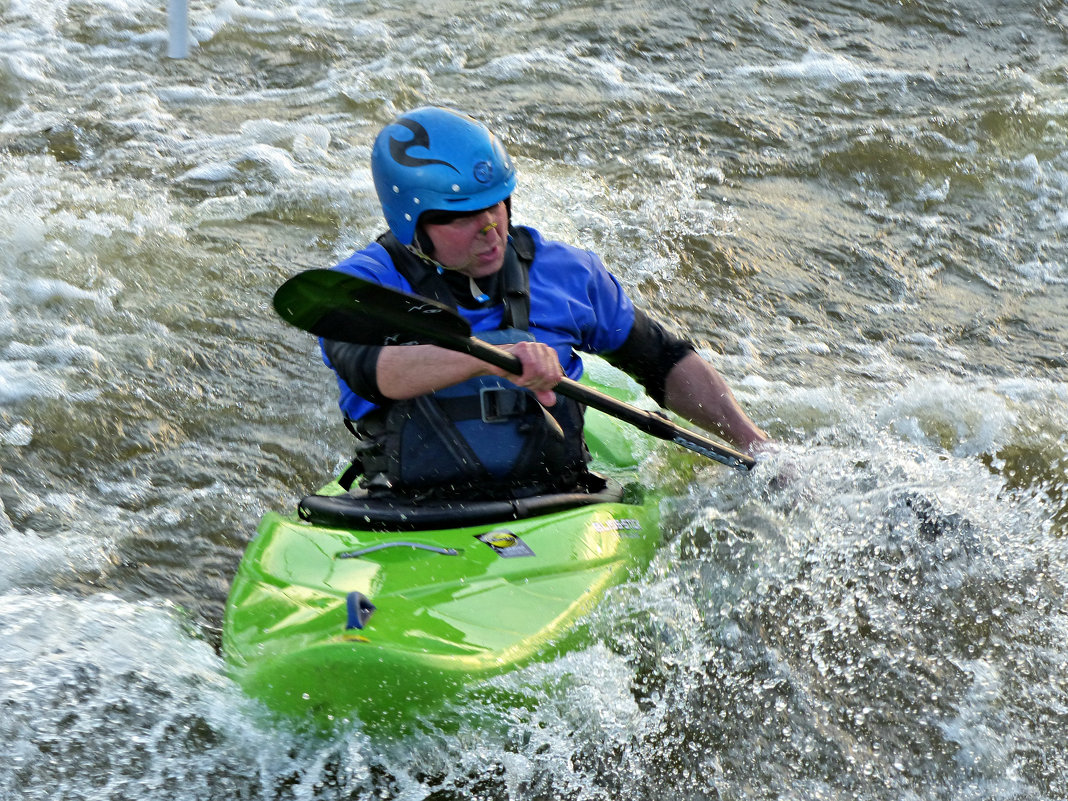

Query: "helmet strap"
<box><xmin>414</xmin><ymin>227</ymin><xmax>435</xmax><ymax>256</ymax></box>
<box><xmin>404</xmin><ymin>198</ymin><xmax>512</xmax><ymax>304</ymax></box>
<box><xmin>406</xmin><ymin>240</ymin><xmax>442</xmax><ymax>271</ymax></box>
<box><xmin>404</xmin><ymin>239</ymin><xmax>494</xmax><ymax>305</ymax></box>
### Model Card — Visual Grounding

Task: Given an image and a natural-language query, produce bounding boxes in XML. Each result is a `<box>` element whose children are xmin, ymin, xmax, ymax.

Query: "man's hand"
<box><xmin>498</xmin><ymin>341</ymin><xmax>565</xmax><ymax>407</ymax></box>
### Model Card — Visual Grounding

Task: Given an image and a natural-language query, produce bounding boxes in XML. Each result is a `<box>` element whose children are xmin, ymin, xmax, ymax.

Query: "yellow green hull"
<box><xmin>223</xmin><ymin>374</ymin><xmax>660</xmax><ymax>731</ymax></box>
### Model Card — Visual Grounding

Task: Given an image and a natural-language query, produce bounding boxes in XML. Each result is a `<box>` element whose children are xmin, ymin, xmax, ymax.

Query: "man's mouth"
<box><xmin>477</xmin><ymin>244</ymin><xmax>501</xmax><ymax>262</ymax></box>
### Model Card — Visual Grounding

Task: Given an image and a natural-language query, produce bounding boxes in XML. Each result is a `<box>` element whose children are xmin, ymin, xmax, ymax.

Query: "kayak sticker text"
<box><xmin>592</xmin><ymin>518</ymin><xmax>642</xmax><ymax>534</ymax></box>
<box><xmin>476</xmin><ymin>530</ymin><xmax>535</xmax><ymax>558</ymax></box>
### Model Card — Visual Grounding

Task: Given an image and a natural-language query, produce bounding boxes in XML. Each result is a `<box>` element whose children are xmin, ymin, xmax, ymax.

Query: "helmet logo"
<box><xmin>473</xmin><ymin>160</ymin><xmax>494</xmax><ymax>183</ymax></box>
<box><xmin>389</xmin><ymin>118</ymin><xmax>460</xmax><ymax>173</ymax></box>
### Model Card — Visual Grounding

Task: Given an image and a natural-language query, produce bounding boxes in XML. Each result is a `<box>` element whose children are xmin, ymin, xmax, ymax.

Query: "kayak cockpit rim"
<box><xmin>297</xmin><ymin>473</ymin><xmax>643</xmax><ymax>532</ymax></box>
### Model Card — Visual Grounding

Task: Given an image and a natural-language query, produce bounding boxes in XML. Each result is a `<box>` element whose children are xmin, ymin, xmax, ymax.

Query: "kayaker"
<box><xmin>321</xmin><ymin>106</ymin><xmax>768</xmax><ymax>500</ymax></box>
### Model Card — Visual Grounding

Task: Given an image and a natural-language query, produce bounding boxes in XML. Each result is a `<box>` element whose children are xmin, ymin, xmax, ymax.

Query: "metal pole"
<box><xmin>168</xmin><ymin>0</ymin><xmax>189</xmax><ymax>58</ymax></box>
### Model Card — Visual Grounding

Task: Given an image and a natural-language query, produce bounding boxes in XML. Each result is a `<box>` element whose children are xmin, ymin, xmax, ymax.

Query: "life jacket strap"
<box><xmin>429</xmin><ymin>387</ymin><xmax>531</xmax><ymax>423</ymax></box>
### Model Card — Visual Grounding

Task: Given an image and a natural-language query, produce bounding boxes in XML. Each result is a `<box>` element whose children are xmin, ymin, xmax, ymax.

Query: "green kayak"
<box><xmin>222</xmin><ymin>372</ymin><xmax>661</xmax><ymax>731</ymax></box>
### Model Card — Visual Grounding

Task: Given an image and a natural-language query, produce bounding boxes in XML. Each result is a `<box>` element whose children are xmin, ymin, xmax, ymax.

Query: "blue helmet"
<box><xmin>371</xmin><ymin>107</ymin><xmax>517</xmax><ymax>245</ymax></box>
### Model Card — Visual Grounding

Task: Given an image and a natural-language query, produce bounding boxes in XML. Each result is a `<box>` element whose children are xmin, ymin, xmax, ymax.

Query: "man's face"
<box><xmin>421</xmin><ymin>201</ymin><xmax>509</xmax><ymax>278</ymax></box>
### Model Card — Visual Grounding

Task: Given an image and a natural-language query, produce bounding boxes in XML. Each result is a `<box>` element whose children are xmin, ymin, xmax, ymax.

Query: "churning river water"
<box><xmin>2</xmin><ymin>0</ymin><xmax>1067</xmax><ymax>798</ymax></box>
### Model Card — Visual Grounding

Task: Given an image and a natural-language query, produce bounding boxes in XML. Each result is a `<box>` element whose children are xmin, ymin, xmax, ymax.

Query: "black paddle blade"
<box><xmin>272</xmin><ymin>269</ymin><xmax>473</xmax><ymax>346</ymax></box>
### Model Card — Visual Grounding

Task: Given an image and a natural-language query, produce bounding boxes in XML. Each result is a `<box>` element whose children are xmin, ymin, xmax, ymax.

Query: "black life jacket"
<box><xmin>351</xmin><ymin>229</ymin><xmax>589</xmax><ymax>500</ymax></box>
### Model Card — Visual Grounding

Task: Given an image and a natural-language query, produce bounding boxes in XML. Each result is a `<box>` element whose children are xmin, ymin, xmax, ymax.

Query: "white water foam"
<box><xmin>737</xmin><ymin>48</ymin><xmax>912</xmax><ymax>88</ymax></box>
<box><xmin>481</xmin><ymin>47</ymin><xmax>687</xmax><ymax>99</ymax></box>
<box><xmin>0</xmin><ymin>591</ymin><xmax>349</xmax><ymax>801</ymax></box>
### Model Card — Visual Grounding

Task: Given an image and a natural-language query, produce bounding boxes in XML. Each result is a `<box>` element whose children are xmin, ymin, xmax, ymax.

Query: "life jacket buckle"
<box><xmin>479</xmin><ymin>386</ymin><xmax>528</xmax><ymax>423</ymax></box>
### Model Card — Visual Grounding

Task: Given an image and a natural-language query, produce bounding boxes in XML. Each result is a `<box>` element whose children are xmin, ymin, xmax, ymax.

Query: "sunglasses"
<box><xmin>419</xmin><ymin>204</ymin><xmax>500</xmax><ymax>227</ymax></box>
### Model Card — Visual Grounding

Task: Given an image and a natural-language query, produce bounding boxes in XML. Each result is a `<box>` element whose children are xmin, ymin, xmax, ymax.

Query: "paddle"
<box><xmin>273</xmin><ymin>269</ymin><xmax>756</xmax><ymax>471</ymax></box>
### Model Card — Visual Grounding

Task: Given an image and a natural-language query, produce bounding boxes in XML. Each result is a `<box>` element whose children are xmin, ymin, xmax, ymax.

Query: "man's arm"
<box><xmin>663</xmin><ymin>351</ymin><xmax>768</xmax><ymax>454</ymax></box>
<box><xmin>603</xmin><ymin>309</ymin><xmax>768</xmax><ymax>454</ymax></box>
<box><xmin>374</xmin><ymin>345</ymin><xmax>493</xmax><ymax>399</ymax></box>
<box><xmin>375</xmin><ymin>341</ymin><xmax>564</xmax><ymax>407</ymax></box>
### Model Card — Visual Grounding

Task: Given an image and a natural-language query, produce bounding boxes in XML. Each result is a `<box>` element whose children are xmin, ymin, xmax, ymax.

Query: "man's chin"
<box><xmin>470</xmin><ymin>257</ymin><xmax>506</xmax><ymax>278</ymax></box>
